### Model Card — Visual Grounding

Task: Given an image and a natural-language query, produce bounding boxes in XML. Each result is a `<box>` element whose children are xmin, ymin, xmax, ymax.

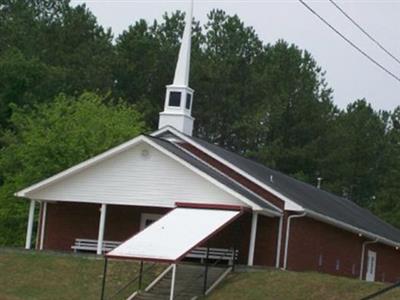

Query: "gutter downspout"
<box><xmin>283</xmin><ymin>212</ymin><xmax>307</xmax><ymax>270</ymax></box>
<box><xmin>359</xmin><ymin>238</ymin><xmax>379</xmax><ymax>280</ymax></box>
<box><xmin>275</xmin><ymin>215</ymin><xmax>283</xmax><ymax>268</ymax></box>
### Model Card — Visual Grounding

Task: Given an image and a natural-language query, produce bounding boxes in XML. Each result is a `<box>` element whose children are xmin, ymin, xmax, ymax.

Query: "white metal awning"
<box><xmin>106</xmin><ymin>206</ymin><xmax>242</xmax><ymax>262</ymax></box>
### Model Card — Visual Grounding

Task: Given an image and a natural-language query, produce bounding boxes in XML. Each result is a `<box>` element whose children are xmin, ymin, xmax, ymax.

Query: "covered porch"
<box><xmin>100</xmin><ymin>204</ymin><xmax>252</xmax><ymax>299</ymax></box>
<box><xmin>24</xmin><ymin>200</ymin><xmax>282</xmax><ymax>267</ymax></box>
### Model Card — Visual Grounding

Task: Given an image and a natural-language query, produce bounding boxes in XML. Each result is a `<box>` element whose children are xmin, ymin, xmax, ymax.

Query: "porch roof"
<box><xmin>106</xmin><ymin>206</ymin><xmax>242</xmax><ymax>262</ymax></box>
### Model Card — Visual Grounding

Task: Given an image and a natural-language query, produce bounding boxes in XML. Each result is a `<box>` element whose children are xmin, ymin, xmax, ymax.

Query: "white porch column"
<box><xmin>39</xmin><ymin>202</ymin><xmax>48</xmax><ymax>250</ymax></box>
<box><xmin>97</xmin><ymin>203</ymin><xmax>107</xmax><ymax>255</ymax></box>
<box><xmin>247</xmin><ymin>212</ymin><xmax>258</xmax><ymax>266</ymax></box>
<box><xmin>170</xmin><ymin>264</ymin><xmax>177</xmax><ymax>300</ymax></box>
<box><xmin>25</xmin><ymin>200</ymin><xmax>36</xmax><ymax>250</ymax></box>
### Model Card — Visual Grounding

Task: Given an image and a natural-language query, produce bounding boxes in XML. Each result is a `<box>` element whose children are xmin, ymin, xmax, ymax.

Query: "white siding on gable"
<box><xmin>27</xmin><ymin>142</ymin><xmax>245</xmax><ymax>207</ymax></box>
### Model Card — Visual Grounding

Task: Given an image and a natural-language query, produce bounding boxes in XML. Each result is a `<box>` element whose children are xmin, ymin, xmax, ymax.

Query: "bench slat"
<box><xmin>71</xmin><ymin>238</ymin><xmax>122</xmax><ymax>253</ymax></box>
<box><xmin>186</xmin><ymin>247</ymin><xmax>239</xmax><ymax>262</ymax></box>
<box><xmin>71</xmin><ymin>238</ymin><xmax>239</xmax><ymax>262</ymax></box>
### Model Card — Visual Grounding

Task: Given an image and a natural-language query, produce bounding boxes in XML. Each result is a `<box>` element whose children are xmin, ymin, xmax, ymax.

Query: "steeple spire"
<box><xmin>173</xmin><ymin>0</ymin><xmax>193</xmax><ymax>86</ymax></box>
<box><xmin>158</xmin><ymin>0</ymin><xmax>195</xmax><ymax>136</ymax></box>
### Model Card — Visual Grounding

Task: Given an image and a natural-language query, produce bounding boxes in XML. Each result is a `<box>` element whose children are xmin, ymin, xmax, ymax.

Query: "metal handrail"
<box><xmin>107</xmin><ymin>262</ymin><xmax>157</xmax><ymax>300</ymax></box>
<box><xmin>173</xmin><ymin>248</ymin><xmax>237</xmax><ymax>299</ymax></box>
<box><xmin>361</xmin><ymin>281</ymin><xmax>400</xmax><ymax>300</ymax></box>
<box><xmin>202</xmin><ymin>252</ymin><xmax>234</xmax><ymax>293</ymax></box>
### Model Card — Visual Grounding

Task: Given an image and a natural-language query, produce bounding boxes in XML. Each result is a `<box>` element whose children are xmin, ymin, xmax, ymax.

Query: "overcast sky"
<box><xmin>71</xmin><ymin>0</ymin><xmax>400</xmax><ymax>111</ymax></box>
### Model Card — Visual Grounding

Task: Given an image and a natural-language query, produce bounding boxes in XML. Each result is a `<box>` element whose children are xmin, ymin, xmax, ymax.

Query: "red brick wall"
<box><xmin>104</xmin><ymin>205</ymin><xmax>170</xmax><ymax>242</ymax></box>
<box><xmin>206</xmin><ymin>213</ymin><xmax>280</xmax><ymax>266</ymax></box>
<box><xmin>43</xmin><ymin>202</ymin><xmax>170</xmax><ymax>251</ymax></box>
<box><xmin>180</xmin><ymin>143</ymin><xmax>400</xmax><ymax>282</ymax></box>
<box><xmin>254</xmin><ymin>215</ymin><xmax>280</xmax><ymax>267</ymax></box>
<box><xmin>287</xmin><ymin>216</ymin><xmax>364</xmax><ymax>278</ymax></box>
<box><xmin>42</xmin><ymin>203</ymin><xmax>400</xmax><ymax>282</ymax></box>
<box><xmin>44</xmin><ymin>202</ymin><xmax>100</xmax><ymax>251</ymax></box>
<box><xmin>43</xmin><ymin>202</ymin><xmax>257</xmax><ymax>263</ymax></box>
<box><xmin>179</xmin><ymin>143</ymin><xmax>284</xmax><ymax>266</ymax></box>
<box><xmin>368</xmin><ymin>243</ymin><xmax>400</xmax><ymax>283</ymax></box>
<box><xmin>43</xmin><ymin>202</ymin><xmax>279</xmax><ymax>266</ymax></box>
<box><xmin>204</xmin><ymin>212</ymin><xmax>252</xmax><ymax>264</ymax></box>
<box><xmin>287</xmin><ymin>216</ymin><xmax>400</xmax><ymax>282</ymax></box>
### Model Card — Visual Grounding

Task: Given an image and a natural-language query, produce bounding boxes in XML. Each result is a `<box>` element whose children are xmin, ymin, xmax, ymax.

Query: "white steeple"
<box><xmin>158</xmin><ymin>0</ymin><xmax>194</xmax><ymax>136</ymax></box>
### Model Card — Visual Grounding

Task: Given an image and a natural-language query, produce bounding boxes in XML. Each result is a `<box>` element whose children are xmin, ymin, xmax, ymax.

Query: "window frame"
<box><xmin>140</xmin><ymin>213</ymin><xmax>163</xmax><ymax>231</ymax></box>
<box><xmin>185</xmin><ymin>93</ymin><xmax>192</xmax><ymax>110</ymax></box>
<box><xmin>168</xmin><ymin>91</ymin><xmax>182</xmax><ymax>107</ymax></box>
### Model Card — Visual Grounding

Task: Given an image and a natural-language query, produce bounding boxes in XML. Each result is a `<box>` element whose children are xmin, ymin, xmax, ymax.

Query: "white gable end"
<box><xmin>25</xmin><ymin>142</ymin><xmax>244</xmax><ymax>207</ymax></box>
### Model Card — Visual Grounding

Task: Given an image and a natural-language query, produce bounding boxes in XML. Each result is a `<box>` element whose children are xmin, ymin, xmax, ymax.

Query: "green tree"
<box><xmin>114</xmin><ymin>10</ymin><xmax>336</xmax><ymax>188</ymax></box>
<box><xmin>0</xmin><ymin>48</ymin><xmax>65</xmax><ymax>127</ymax></box>
<box><xmin>246</xmin><ymin>41</ymin><xmax>336</xmax><ymax>182</ymax></box>
<box><xmin>193</xmin><ymin>10</ymin><xmax>264</xmax><ymax>150</ymax></box>
<box><xmin>320</xmin><ymin>100</ymin><xmax>387</xmax><ymax>206</ymax></box>
<box><xmin>0</xmin><ymin>1</ymin><xmax>399</xmax><ymax>237</ymax></box>
<box><xmin>372</xmin><ymin>106</ymin><xmax>400</xmax><ymax>227</ymax></box>
<box><xmin>39</xmin><ymin>3</ymin><xmax>115</xmax><ymax>93</ymax></box>
<box><xmin>114</xmin><ymin>18</ymin><xmax>170</xmax><ymax>127</ymax></box>
<box><xmin>0</xmin><ymin>92</ymin><xmax>146</xmax><ymax>245</ymax></box>
<box><xmin>0</xmin><ymin>0</ymin><xmax>114</xmax><ymax>126</ymax></box>
<box><xmin>114</xmin><ymin>11</ymin><xmax>202</xmax><ymax>128</ymax></box>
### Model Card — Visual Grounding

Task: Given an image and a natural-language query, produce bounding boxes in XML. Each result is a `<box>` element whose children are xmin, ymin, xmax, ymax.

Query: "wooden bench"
<box><xmin>71</xmin><ymin>238</ymin><xmax>121</xmax><ymax>253</ymax></box>
<box><xmin>186</xmin><ymin>247</ymin><xmax>239</xmax><ymax>265</ymax></box>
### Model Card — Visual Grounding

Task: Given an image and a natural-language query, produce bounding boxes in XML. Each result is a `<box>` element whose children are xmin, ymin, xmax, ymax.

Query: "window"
<box><xmin>140</xmin><ymin>213</ymin><xmax>162</xmax><ymax>230</ymax></box>
<box><xmin>318</xmin><ymin>254</ymin><xmax>323</xmax><ymax>267</ymax></box>
<box><xmin>366</xmin><ymin>250</ymin><xmax>377</xmax><ymax>282</ymax></box>
<box><xmin>336</xmin><ymin>259</ymin><xmax>340</xmax><ymax>271</ymax></box>
<box><xmin>185</xmin><ymin>93</ymin><xmax>192</xmax><ymax>110</ymax></box>
<box><xmin>352</xmin><ymin>264</ymin><xmax>356</xmax><ymax>275</ymax></box>
<box><xmin>169</xmin><ymin>91</ymin><xmax>181</xmax><ymax>107</ymax></box>
<box><xmin>370</xmin><ymin>256</ymin><xmax>375</xmax><ymax>272</ymax></box>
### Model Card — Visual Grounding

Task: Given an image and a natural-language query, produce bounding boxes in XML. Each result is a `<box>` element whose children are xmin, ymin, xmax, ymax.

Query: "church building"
<box><xmin>16</xmin><ymin>0</ymin><xmax>400</xmax><ymax>285</ymax></box>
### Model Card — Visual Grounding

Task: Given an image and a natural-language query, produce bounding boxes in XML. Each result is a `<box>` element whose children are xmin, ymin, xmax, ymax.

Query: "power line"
<box><xmin>298</xmin><ymin>0</ymin><xmax>400</xmax><ymax>84</ymax></box>
<box><xmin>329</xmin><ymin>0</ymin><xmax>400</xmax><ymax>66</ymax></box>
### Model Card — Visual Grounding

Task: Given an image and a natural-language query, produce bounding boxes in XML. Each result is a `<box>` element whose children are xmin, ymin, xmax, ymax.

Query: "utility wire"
<box><xmin>329</xmin><ymin>0</ymin><xmax>400</xmax><ymax>66</ymax></box>
<box><xmin>298</xmin><ymin>0</ymin><xmax>400</xmax><ymax>84</ymax></box>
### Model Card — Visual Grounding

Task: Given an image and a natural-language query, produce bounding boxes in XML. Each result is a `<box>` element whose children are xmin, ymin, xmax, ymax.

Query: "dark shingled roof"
<box><xmin>148</xmin><ymin>136</ymin><xmax>279</xmax><ymax>213</ymax></box>
<box><xmin>177</xmin><ymin>134</ymin><xmax>400</xmax><ymax>245</ymax></box>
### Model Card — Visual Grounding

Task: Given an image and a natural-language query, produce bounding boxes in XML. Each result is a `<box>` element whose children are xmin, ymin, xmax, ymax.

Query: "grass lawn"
<box><xmin>1</xmin><ymin>249</ymin><xmax>400</xmax><ymax>300</ymax></box>
<box><xmin>0</xmin><ymin>248</ymin><xmax>164</xmax><ymax>300</ymax></box>
<box><xmin>208</xmin><ymin>268</ymin><xmax>400</xmax><ymax>300</ymax></box>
